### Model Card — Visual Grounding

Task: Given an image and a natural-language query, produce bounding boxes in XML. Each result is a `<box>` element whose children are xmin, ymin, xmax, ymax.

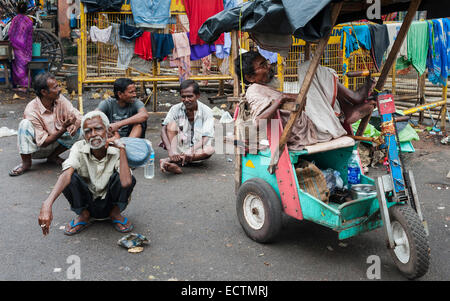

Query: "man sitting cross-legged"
<box><xmin>159</xmin><ymin>80</ymin><xmax>215</xmax><ymax>174</ymax></box>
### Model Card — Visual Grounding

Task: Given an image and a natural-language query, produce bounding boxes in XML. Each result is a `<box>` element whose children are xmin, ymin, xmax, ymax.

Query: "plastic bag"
<box><xmin>119</xmin><ymin>137</ymin><xmax>153</xmax><ymax>167</ymax></box>
<box><xmin>321</xmin><ymin>168</ymin><xmax>344</xmax><ymax>193</ymax></box>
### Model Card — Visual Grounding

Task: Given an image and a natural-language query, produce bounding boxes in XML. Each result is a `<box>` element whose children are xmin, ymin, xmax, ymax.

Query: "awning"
<box><xmin>198</xmin><ymin>0</ymin><xmax>448</xmax><ymax>43</ymax></box>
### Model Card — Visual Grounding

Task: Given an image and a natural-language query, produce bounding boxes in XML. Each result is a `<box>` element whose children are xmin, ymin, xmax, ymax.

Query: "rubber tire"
<box><xmin>236</xmin><ymin>178</ymin><xmax>282</xmax><ymax>243</ymax></box>
<box><xmin>388</xmin><ymin>205</ymin><xmax>430</xmax><ymax>280</ymax></box>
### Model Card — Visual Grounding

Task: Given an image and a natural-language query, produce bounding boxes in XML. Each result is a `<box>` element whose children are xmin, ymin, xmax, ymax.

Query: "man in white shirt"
<box><xmin>38</xmin><ymin>111</ymin><xmax>136</xmax><ymax>236</ymax></box>
<box><xmin>160</xmin><ymin>80</ymin><xmax>215</xmax><ymax>174</ymax></box>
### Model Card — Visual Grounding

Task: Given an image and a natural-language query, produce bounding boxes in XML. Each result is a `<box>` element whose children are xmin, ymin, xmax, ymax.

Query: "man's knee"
<box><xmin>204</xmin><ymin>146</ymin><xmax>215</xmax><ymax>157</ymax></box>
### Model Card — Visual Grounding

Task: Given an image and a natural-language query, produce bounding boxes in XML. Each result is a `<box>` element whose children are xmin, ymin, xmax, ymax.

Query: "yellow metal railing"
<box><xmin>77</xmin><ymin>2</ymin><xmax>233</xmax><ymax>113</ymax></box>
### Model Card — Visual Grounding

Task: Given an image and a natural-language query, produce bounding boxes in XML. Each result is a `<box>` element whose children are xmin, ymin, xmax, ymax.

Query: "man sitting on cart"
<box><xmin>97</xmin><ymin>78</ymin><xmax>149</xmax><ymax>139</ymax></box>
<box><xmin>159</xmin><ymin>79</ymin><xmax>215</xmax><ymax>174</ymax></box>
<box><xmin>235</xmin><ymin>51</ymin><xmax>376</xmax><ymax>150</ymax></box>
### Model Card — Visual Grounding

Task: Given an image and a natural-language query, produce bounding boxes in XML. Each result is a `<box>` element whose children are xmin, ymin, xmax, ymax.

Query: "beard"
<box><xmin>88</xmin><ymin>136</ymin><xmax>106</xmax><ymax>150</ymax></box>
<box><xmin>266</xmin><ymin>76</ymin><xmax>280</xmax><ymax>90</ymax></box>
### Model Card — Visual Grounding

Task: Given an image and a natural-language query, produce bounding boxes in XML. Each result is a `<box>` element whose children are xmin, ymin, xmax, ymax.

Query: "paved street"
<box><xmin>0</xmin><ymin>92</ymin><xmax>449</xmax><ymax>281</ymax></box>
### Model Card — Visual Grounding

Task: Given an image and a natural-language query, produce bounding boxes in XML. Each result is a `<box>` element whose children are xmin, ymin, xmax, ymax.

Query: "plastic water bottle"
<box><xmin>347</xmin><ymin>150</ymin><xmax>361</xmax><ymax>185</ymax></box>
<box><xmin>144</xmin><ymin>149</ymin><xmax>155</xmax><ymax>179</ymax></box>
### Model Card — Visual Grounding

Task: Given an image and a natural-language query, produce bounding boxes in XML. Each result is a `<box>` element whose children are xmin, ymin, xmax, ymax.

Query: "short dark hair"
<box><xmin>113</xmin><ymin>78</ymin><xmax>135</xmax><ymax>99</ymax></box>
<box><xmin>234</xmin><ymin>51</ymin><xmax>261</xmax><ymax>85</ymax></box>
<box><xmin>180</xmin><ymin>79</ymin><xmax>200</xmax><ymax>95</ymax></box>
<box><xmin>33</xmin><ymin>72</ymin><xmax>56</xmax><ymax>98</ymax></box>
<box><xmin>17</xmin><ymin>1</ymin><xmax>28</xmax><ymax>14</ymax></box>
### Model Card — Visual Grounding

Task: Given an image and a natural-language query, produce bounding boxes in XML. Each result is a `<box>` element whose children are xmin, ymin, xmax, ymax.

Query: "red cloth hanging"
<box><xmin>134</xmin><ymin>31</ymin><xmax>153</xmax><ymax>60</ymax></box>
<box><xmin>182</xmin><ymin>0</ymin><xmax>224</xmax><ymax>45</ymax></box>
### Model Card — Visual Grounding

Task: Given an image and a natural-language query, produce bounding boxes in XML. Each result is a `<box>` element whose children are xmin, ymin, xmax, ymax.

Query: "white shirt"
<box><xmin>162</xmin><ymin>101</ymin><xmax>214</xmax><ymax>153</ymax></box>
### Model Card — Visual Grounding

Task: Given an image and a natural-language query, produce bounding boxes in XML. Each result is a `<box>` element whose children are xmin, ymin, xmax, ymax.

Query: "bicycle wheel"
<box><xmin>32</xmin><ymin>28</ymin><xmax>64</xmax><ymax>73</ymax></box>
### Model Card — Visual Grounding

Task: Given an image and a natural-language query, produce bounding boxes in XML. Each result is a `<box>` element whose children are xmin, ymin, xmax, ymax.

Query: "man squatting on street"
<box><xmin>9</xmin><ymin>72</ymin><xmax>82</xmax><ymax>176</ymax></box>
<box><xmin>38</xmin><ymin>111</ymin><xmax>136</xmax><ymax>236</ymax></box>
<box><xmin>159</xmin><ymin>79</ymin><xmax>215</xmax><ymax>174</ymax></box>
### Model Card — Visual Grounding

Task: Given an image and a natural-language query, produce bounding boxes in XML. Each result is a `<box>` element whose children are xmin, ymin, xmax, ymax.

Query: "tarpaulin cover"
<box><xmin>81</xmin><ymin>0</ymin><xmax>124</xmax><ymax>13</ymax></box>
<box><xmin>198</xmin><ymin>0</ymin><xmax>447</xmax><ymax>44</ymax></box>
<box><xmin>198</xmin><ymin>0</ymin><xmax>334</xmax><ymax>43</ymax></box>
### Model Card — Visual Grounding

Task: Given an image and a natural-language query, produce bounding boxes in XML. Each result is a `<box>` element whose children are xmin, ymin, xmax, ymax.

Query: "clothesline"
<box><xmin>83</xmin><ymin>0</ymin><xmax>278</xmax><ymax>83</ymax></box>
<box><xmin>340</xmin><ymin>18</ymin><xmax>450</xmax><ymax>86</ymax></box>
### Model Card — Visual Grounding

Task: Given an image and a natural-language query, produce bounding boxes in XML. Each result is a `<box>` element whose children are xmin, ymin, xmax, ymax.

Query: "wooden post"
<box><xmin>231</xmin><ymin>30</ymin><xmax>242</xmax><ymax>194</ymax></box>
<box><xmin>304</xmin><ymin>42</ymin><xmax>311</xmax><ymax>61</ymax></box>
<box><xmin>152</xmin><ymin>60</ymin><xmax>158</xmax><ymax>112</ymax></box>
<box><xmin>356</xmin><ymin>0</ymin><xmax>422</xmax><ymax>136</ymax></box>
<box><xmin>441</xmin><ymin>80</ymin><xmax>448</xmax><ymax>130</ymax></box>
<box><xmin>268</xmin><ymin>1</ymin><xmax>343</xmax><ymax>173</ymax></box>
<box><xmin>418</xmin><ymin>73</ymin><xmax>426</xmax><ymax>123</ymax></box>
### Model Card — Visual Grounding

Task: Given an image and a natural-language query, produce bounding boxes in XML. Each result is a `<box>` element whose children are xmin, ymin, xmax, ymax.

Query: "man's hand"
<box><xmin>106</xmin><ymin>136</ymin><xmax>126</xmax><ymax>150</ymax></box>
<box><xmin>108</xmin><ymin>123</ymin><xmax>122</xmax><ymax>135</ymax></box>
<box><xmin>180</xmin><ymin>153</ymin><xmax>193</xmax><ymax>166</ymax></box>
<box><xmin>169</xmin><ymin>152</ymin><xmax>182</xmax><ymax>163</ymax></box>
<box><xmin>38</xmin><ymin>203</ymin><xmax>53</xmax><ymax>236</ymax></box>
<box><xmin>62</xmin><ymin>115</ymin><xmax>75</xmax><ymax>130</ymax></box>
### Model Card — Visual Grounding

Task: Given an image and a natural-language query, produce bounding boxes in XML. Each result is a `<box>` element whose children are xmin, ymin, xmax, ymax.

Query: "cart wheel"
<box><xmin>388</xmin><ymin>205</ymin><xmax>430</xmax><ymax>280</ymax></box>
<box><xmin>237</xmin><ymin>178</ymin><xmax>282</xmax><ymax>243</ymax></box>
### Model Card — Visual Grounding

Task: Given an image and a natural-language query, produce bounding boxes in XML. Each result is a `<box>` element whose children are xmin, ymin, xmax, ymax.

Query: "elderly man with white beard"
<box><xmin>38</xmin><ymin>111</ymin><xmax>136</xmax><ymax>236</ymax></box>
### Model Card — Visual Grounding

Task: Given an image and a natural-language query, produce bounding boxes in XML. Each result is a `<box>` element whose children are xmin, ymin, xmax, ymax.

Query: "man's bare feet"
<box><xmin>160</xmin><ymin>159</ymin><xmax>183</xmax><ymax>174</ymax></box>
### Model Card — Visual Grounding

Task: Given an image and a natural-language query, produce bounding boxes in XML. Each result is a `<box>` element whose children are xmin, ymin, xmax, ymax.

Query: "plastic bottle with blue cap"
<box><xmin>144</xmin><ymin>140</ymin><xmax>155</xmax><ymax>179</ymax></box>
<box><xmin>347</xmin><ymin>149</ymin><xmax>361</xmax><ymax>186</ymax></box>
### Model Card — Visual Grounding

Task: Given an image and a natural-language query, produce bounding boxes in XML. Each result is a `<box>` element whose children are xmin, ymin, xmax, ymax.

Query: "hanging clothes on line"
<box><xmin>215</xmin><ymin>32</ymin><xmax>231</xmax><ymax>59</ymax></box>
<box><xmin>131</xmin><ymin>0</ymin><xmax>172</xmax><ymax>29</ymax></box>
<box><xmin>90</xmin><ymin>26</ymin><xmax>113</xmax><ymax>44</ymax></box>
<box><xmin>396</xmin><ymin>21</ymin><xmax>429</xmax><ymax>75</ymax></box>
<box><xmin>110</xmin><ymin>23</ymin><xmax>135</xmax><ymax>70</ymax></box>
<box><xmin>385</xmin><ymin>22</ymin><xmax>408</xmax><ymax>60</ymax></box>
<box><xmin>134</xmin><ymin>31</ymin><xmax>152</xmax><ymax>61</ymax></box>
<box><xmin>171</xmin><ymin>32</ymin><xmax>191</xmax><ymax>82</ymax></box>
<box><xmin>426</xmin><ymin>18</ymin><xmax>450</xmax><ymax>86</ymax></box>
<box><xmin>340</xmin><ymin>25</ymin><xmax>372</xmax><ymax>59</ymax></box>
<box><xmin>119</xmin><ymin>22</ymin><xmax>143</xmax><ymax>42</ymax></box>
<box><xmin>183</xmin><ymin>0</ymin><xmax>225</xmax><ymax>45</ymax></box>
<box><xmin>368</xmin><ymin>23</ymin><xmax>389</xmax><ymax>72</ymax></box>
<box><xmin>151</xmin><ymin>33</ymin><xmax>174</xmax><ymax>61</ymax></box>
<box><xmin>187</xmin><ymin>33</ymin><xmax>216</xmax><ymax>60</ymax></box>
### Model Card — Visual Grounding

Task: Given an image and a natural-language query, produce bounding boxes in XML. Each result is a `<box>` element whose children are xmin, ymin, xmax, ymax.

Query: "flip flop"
<box><xmin>64</xmin><ymin>219</ymin><xmax>90</xmax><ymax>236</ymax></box>
<box><xmin>112</xmin><ymin>217</ymin><xmax>134</xmax><ymax>233</ymax></box>
<box><xmin>9</xmin><ymin>165</ymin><xmax>26</xmax><ymax>177</ymax></box>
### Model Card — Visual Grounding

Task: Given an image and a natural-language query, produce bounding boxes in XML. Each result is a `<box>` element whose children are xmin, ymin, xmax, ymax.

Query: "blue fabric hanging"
<box><xmin>426</xmin><ymin>19</ymin><xmax>449</xmax><ymax>86</ymax></box>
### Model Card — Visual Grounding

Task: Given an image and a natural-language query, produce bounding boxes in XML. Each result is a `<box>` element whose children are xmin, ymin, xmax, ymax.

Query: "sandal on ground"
<box><xmin>112</xmin><ymin>217</ymin><xmax>134</xmax><ymax>233</ymax></box>
<box><xmin>64</xmin><ymin>219</ymin><xmax>90</xmax><ymax>236</ymax></box>
<box><xmin>9</xmin><ymin>165</ymin><xmax>27</xmax><ymax>177</ymax></box>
